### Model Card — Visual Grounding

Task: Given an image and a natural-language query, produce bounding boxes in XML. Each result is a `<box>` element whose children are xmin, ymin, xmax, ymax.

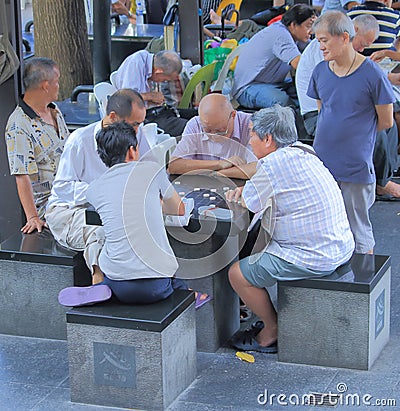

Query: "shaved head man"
<box><xmin>168</xmin><ymin>94</ymin><xmax>257</xmax><ymax>179</ymax></box>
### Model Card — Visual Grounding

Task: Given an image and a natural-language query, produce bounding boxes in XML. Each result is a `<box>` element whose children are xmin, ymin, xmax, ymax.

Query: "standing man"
<box><xmin>296</xmin><ymin>15</ymin><xmax>400</xmax><ymax>198</ymax></box>
<box><xmin>5</xmin><ymin>57</ymin><xmax>69</xmax><ymax>234</ymax></box>
<box><xmin>226</xmin><ymin>106</ymin><xmax>354</xmax><ymax>352</ymax></box>
<box><xmin>46</xmin><ymin>89</ymin><xmax>146</xmax><ymax>285</ymax></box>
<box><xmin>308</xmin><ymin>11</ymin><xmax>395</xmax><ymax>253</ymax></box>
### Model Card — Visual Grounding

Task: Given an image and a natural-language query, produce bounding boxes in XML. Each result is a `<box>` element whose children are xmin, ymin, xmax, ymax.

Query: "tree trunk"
<box><xmin>32</xmin><ymin>0</ymin><xmax>93</xmax><ymax>100</ymax></box>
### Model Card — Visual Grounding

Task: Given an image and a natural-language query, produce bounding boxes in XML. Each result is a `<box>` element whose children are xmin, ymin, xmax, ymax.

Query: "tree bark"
<box><xmin>32</xmin><ymin>0</ymin><xmax>92</xmax><ymax>100</ymax></box>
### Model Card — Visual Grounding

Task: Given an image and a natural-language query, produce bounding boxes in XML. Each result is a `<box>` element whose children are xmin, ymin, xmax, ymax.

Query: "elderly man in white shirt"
<box><xmin>45</xmin><ymin>89</ymin><xmax>147</xmax><ymax>285</ymax></box>
<box><xmin>226</xmin><ymin>105</ymin><xmax>354</xmax><ymax>353</ymax></box>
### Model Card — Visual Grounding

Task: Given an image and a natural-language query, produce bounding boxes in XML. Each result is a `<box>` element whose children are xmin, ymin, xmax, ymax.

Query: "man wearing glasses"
<box><xmin>168</xmin><ymin>94</ymin><xmax>257</xmax><ymax>179</ymax></box>
<box><xmin>45</xmin><ymin>89</ymin><xmax>147</xmax><ymax>285</ymax></box>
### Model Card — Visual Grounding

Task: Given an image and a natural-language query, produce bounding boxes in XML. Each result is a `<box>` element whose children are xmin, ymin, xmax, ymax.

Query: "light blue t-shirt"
<box><xmin>322</xmin><ymin>0</ymin><xmax>353</xmax><ymax>13</ymax></box>
<box><xmin>232</xmin><ymin>22</ymin><xmax>301</xmax><ymax>99</ymax></box>
<box><xmin>307</xmin><ymin>58</ymin><xmax>395</xmax><ymax>184</ymax></box>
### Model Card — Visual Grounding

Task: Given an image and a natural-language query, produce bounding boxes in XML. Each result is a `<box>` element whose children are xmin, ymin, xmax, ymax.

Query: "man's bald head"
<box><xmin>198</xmin><ymin>94</ymin><xmax>235</xmax><ymax>138</ymax></box>
<box><xmin>199</xmin><ymin>94</ymin><xmax>233</xmax><ymax>118</ymax></box>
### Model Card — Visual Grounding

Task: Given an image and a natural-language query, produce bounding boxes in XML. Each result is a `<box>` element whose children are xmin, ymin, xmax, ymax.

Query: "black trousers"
<box><xmin>145</xmin><ymin>107</ymin><xmax>197</xmax><ymax>137</ymax></box>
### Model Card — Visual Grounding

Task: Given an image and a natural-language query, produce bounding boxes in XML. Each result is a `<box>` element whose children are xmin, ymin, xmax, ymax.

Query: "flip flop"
<box><xmin>231</xmin><ymin>330</ymin><xmax>277</xmax><ymax>353</ymax></box>
<box><xmin>195</xmin><ymin>292</ymin><xmax>212</xmax><ymax>310</ymax></box>
<box><xmin>58</xmin><ymin>284</ymin><xmax>112</xmax><ymax>307</ymax></box>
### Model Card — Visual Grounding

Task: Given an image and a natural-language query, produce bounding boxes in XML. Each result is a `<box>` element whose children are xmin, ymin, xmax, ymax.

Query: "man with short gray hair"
<box><xmin>226</xmin><ymin>105</ymin><xmax>354</xmax><ymax>353</ymax></box>
<box><xmin>113</xmin><ymin>49</ymin><xmax>188</xmax><ymax>136</ymax></box>
<box><xmin>5</xmin><ymin>57</ymin><xmax>69</xmax><ymax>234</ymax></box>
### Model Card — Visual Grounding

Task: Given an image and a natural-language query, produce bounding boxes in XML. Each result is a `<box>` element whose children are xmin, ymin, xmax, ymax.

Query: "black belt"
<box><xmin>302</xmin><ymin>110</ymin><xmax>318</xmax><ymax>121</ymax></box>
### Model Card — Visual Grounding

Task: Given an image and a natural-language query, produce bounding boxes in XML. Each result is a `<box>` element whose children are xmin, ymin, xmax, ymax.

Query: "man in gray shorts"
<box><xmin>226</xmin><ymin>105</ymin><xmax>355</xmax><ymax>353</ymax></box>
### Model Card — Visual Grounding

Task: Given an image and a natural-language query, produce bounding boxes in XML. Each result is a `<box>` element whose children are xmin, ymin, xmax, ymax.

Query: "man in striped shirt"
<box><xmin>348</xmin><ymin>0</ymin><xmax>400</xmax><ymax>56</ymax></box>
<box><xmin>226</xmin><ymin>105</ymin><xmax>355</xmax><ymax>353</ymax></box>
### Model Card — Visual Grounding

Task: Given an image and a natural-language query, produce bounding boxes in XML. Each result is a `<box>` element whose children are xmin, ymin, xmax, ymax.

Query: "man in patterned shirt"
<box><xmin>5</xmin><ymin>57</ymin><xmax>69</xmax><ymax>234</ymax></box>
<box><xmin>226</xmin><ymin>106</ymin><xmax>354</xmax><ymax>353</ymax></box>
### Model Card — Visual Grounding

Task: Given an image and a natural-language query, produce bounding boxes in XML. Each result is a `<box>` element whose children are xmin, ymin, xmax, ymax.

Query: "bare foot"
<box><xmin>376</xmin><ymin>181</ymin><xmax>400</xmax><ymax>197</ymax></box>
<box><xmin>92</xmin><ymin>267</ymin><xmax>104</xmax><ymax>285</ymax></box>
<box><xmin>255</xmin><ymin>326</ymin><xmax>277</xmax><ymax>347</ymax></box>
<box><xmin>210</xmin><ymin>9</ymin><xmax>222</xmax><ymax>24</ymax></box>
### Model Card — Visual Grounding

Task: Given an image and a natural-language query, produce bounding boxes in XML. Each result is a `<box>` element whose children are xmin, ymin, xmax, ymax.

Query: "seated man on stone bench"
<box><xmin>46</xmin><ymin>89</ymin><xmax>147</xmax><ymax>285</ymax></box>
<box><xmin>59</xmin><ymin>122</ymin><xmax>210</xmax><ymax>307</ymax></box>
<box><xmin>225</xmin><ymin>105</ymin><xmax>355</xmax><ymax>353</ymax></box>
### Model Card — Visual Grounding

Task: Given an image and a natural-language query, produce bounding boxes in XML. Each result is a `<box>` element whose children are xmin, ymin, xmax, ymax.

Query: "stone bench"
<box><xmin>0</xmin><ymin>230</ymin><xmax>91</xmax><ymax>340</ymax></box>
<box><xmin>66</xmin><ymin>289</ymin><xmax>196</xmax><ymax>410</ymax></box>
<box><xmin>277</xmin><ymin>254</ymin><xmax>391</xmax><ymax>370</ymax></box>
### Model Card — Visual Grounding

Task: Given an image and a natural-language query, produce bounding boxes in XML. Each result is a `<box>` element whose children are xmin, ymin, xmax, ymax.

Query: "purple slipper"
<box><xmin>195</xmin><ymin>292</ymin><xmax>212</xmax><ymax>310</ymax></box>
<box><xmin>58</xmin><ymin>285</ymin><xmax>112</xmax><ymax>307</ymax></box>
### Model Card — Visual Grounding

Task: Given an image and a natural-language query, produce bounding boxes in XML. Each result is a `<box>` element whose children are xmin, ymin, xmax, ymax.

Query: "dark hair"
<box><xmin>23</xmin><ymin>57</ymin><xmax>58</xmax><ymax>90</ymax></box>
<box><xmin>281</xmin><ymin>4</ymin><xmax>316</xmax><ymax>27</ymax></box>
<box><xmin>96</xmin><ymin>121</ymin><xmax>138</xmax><ymax>168</ymax></box>
<box><xmin>106</xmin><ymin>88</ymin><xmax>145</xmax><ymax>117</ymax></box>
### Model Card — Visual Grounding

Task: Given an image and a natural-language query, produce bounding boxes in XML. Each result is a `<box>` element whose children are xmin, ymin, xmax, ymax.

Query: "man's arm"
<box><xmin>344</xmin><ymin>1</ymin><xmax>359</xmax><ymax>10</ymax></box>
<box><xmin>162</xmin><ymin>191</ymin><xmax>185</xmax><ymax>215</ymax></box>
<box><xmin>370</xmin><ymin>49</ymin><xmax>400</xmax><ymax>62</ymax></box>
<box><xmin>141</xmin><ymin>91</ymin><xmax>165</xmax><ymax>106</ymax></box>
<box><xmin>168</xmin><ymin>156</ymin><xmax>246</xmax><ymax>175</ymax></box>
<box><xmin>375</xmin><ymin>104</ymin><xmax>394</xmax><ymax>131</ymax></box>
<box><xmin>218</xmin><ymin>161</ymin><xmax>257</xmax><ymax>180</ymax></box>
<box><xmin>111</xmin><ymin>0</ymin><xmax>136</xmax><ymax>22</ymax></box>
<box><xmin>15</xmin><ymin>174</ymin><xmax>47</xmax><ymax>233</ymax></box>
<box><xmin>290</xmin><ymin>55</ymin><xmax>301</xmax><ymax>70</ymax></box>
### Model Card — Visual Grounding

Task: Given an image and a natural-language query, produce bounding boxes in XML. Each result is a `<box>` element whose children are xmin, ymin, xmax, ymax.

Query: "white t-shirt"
<box><xmin>86</xmin><ymin>161</ymin><xmax>178</xmax><ymax>280</ymax></box>
<box><xmin>295</xmin><ymin>38</ymin><xmax>322</xmax><ymax>115</ymax></box>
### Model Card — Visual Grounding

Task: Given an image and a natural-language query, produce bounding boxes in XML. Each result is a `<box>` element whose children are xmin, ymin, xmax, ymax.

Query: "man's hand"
<box><xmin>219</xmin><ymin>156</ymin><xmax>246</xmax><ymax>170</ymax></box>
<box><xmin>388</xmin><ymin>72</ymin><xmax>400</xmax><ymax>85</ymax></box>
<box><xmin>225</xmin><ymin>186</ymin><xmax>244</xmax><ymax>203</ymax></box>
<box><xmin>21</xmin><ymin>216</ymin><xmax>48</xmax><ymax>234</ymax></box>
<box><xmin>370</xmin><ymin>50</ymin><xmax>390</xmax><ymax>63</ymax></box>
<box><xmin>148</xmin><ymin>92</ymin><xmax>165</xmax><ymax>106</ymax></box>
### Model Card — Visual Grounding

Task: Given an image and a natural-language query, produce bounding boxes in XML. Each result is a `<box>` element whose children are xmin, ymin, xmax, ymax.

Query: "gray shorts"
<box><xmin>239</xmin><ymin>252</ymin><xmax>335</xmax><ymax>289</ymax></box>
<box><xmin>338</xmin><ymin>181</ymin><xmax>375</xmax><ymax>254</ymax></box>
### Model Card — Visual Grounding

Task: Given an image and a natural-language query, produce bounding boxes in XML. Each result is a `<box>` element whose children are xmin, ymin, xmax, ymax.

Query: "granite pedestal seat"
<box><xmin>278</xmin><ymin>254</ymin><xmax>391</xmax><ymax>370</ymax></box>
<box><xmin>0</xmin><ymin>230</ymin><xmax>91</xmax><ymax>340</ymax></box>
<box><xmin>66</xmin><ymin>290</ymin><xmax>196</xmax><ymax>411</ymax></box>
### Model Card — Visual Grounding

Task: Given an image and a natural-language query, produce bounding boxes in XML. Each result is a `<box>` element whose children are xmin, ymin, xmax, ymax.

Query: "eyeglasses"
<box><xmin>200</xmin><ymin>111</ymin><xmax>234</xmax><ymax>137</ymax></box>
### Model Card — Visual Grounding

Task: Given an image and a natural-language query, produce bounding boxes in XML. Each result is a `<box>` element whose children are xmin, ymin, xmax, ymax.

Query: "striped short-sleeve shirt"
<box><xmin>348</xmin><ymin>2</ymin><xmax>400</xmax><ymax>56</ymax></box>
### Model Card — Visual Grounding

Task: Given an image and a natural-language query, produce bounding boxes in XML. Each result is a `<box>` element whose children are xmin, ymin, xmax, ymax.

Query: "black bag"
<box><xmin>0</xmin><ymin>0</ymin><xmax>20</xmax><ymax>85</ymax></box>
<box><xmin>250</xmin><ymin>5</ymin><xmax>288</xmax><ymax>26</ymax></box>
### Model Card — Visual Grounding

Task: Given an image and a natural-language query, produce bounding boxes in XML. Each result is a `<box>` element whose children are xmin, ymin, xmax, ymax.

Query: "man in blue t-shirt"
<box><xmin>308</xmin><ymin>11</ymin><xmax>395</xmax><ymax>254</ymax></box>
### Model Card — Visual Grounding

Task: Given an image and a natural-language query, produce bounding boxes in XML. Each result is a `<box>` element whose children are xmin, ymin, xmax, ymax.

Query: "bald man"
<box><xmin>168</xmin><ymin>94</ymin><xmax>257</xmax><ymax>179</ymax></box>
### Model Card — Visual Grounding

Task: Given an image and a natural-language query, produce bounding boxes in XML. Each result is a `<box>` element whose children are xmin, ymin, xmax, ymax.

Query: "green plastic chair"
<box><xmin>178</xmin><ymin>62</ymin><xmax>217</xmax><ymax>109</ymax></box>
